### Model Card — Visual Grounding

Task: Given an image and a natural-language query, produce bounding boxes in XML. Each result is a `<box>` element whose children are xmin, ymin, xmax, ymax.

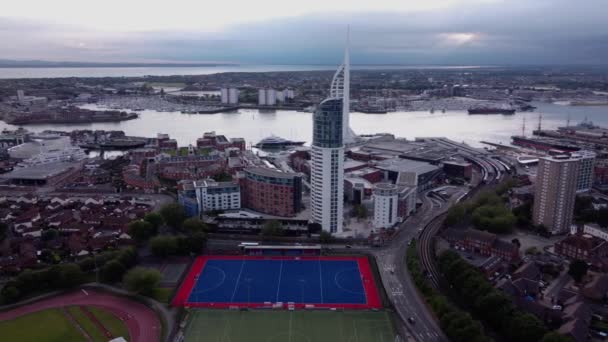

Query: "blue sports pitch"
<box><xmin>186</xmin><ymin>258</ymin><xmax>368</xmax><ymax>306</ymax></box>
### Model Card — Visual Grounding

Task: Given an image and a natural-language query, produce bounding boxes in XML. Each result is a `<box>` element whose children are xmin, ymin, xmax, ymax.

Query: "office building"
<box><xmin>373</xmin><ymin>183</ymin><xmax>398</xmax><ymax>229</ymax></box>
<box><xmin>572</xmin><ymin>150</ymin><xmax>596</xmax><ymax>192</ymax></box>
<box><xmin>194</xmin><ymin>179</ymin><xmax>241</xmax><ymax>213</ymax></box>
<box><xmin>533</xmin><ymin>155</ymin><xmax>580</xmax><ymax>234</ymax></box>
<box><xmin>240</xmin><ymin>167</ymin><xmax>302</xmax><ymax>217</ymax></box>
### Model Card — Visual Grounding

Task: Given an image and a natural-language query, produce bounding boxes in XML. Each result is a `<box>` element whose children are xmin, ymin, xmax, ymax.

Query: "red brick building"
<box><xmin>555</xmin><ymin>234</ymin><xmax>608</xmax><ymax>270</ymax></box>
<box><xmin>443</xmin><ymin>228</ymin><xmax>520</xmax><ymax>262</ymax></box>
<box><xmin>240</xmin><ymin>167</ymin><xmax>302</xmax><ymax>217</ymax></box>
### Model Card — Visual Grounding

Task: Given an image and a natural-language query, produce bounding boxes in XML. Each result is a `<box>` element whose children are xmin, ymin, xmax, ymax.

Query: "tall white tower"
<box><xmin>330</xmin><ymin>27</ymin><xmax>355</xmax><ymax>144</ymax></box>
<box><xmin>311</xmin><ymin>30</ymin><xmax>355</xmax><ymax>234</ymax></box>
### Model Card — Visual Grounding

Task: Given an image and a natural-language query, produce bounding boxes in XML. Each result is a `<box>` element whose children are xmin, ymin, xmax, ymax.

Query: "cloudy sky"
<box><xmin>1</xmin><ymin>0</ymin><xmax>606</xmax><ymax>65</ymax></box>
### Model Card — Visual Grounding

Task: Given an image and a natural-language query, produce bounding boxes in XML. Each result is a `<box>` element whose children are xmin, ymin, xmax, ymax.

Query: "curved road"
<box><xmin>372</xmin><ymin>190</ymin><xmax>458</xmax><ymax>342</ymax></box>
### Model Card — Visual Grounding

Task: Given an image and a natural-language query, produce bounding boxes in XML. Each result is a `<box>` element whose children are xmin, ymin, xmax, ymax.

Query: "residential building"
<box><xmin>555</xmin><ymin>233</ymin><xmax>608</xmax><ymax>270</ymax></box>
<box><xmin>373</xmin><ymin>183</ymin><xmax>398</xmax><ymax>229</ymax></box>
<box><xmin>443</xmin><ymin>228</ymin><xmax>520</xmax><ymax>262</ymax></box>
<box><xmin>572</xmin><ymin>150</ymin><xmax>596</xmax><ymax>192</ymax></box>
<box><xmin>220</xmin><ymin>87</ymin><xmax>239</xmax><ymax>104</ymax></box>
<box><xmin>240</xmin><ymin>167</ymin><xmax>302</xmax><ymax>217</ymax></box>
<box><xmin>580</xmin><ymin>223</ymin><xmax>608</xmax><ymax>242</ymax></box>
<box><xmin>258</xmin><ymin>88</ymin><xmax>276</xmax><ymax>106</ymax></box>
<box><xmin>194</xmin><ymin>179</ymin><xmax>241</xmax><ymax>213</ymax></box>
<box><xmin>533</xmin><ymin>154</ymin><xmax>580</xmax><ymax>234</ymax></box>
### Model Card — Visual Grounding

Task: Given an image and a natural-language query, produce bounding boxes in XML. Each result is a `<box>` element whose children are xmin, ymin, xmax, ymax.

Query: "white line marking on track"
<box><xmin>81</xmin><ymin>289</ymin><xmax>88</xmax><ymax>296</ymax></box>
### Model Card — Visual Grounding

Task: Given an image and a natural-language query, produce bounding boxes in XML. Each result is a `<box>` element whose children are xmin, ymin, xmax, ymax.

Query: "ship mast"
<box><xmin>537</xmin><ymin>113</ymin><xmax>542</xmax><ymax>132</ymax></box>
<box><xmin>522</xmin><ymin>116</ymin><xmax>526</xmax><ymax>137</ymax></box>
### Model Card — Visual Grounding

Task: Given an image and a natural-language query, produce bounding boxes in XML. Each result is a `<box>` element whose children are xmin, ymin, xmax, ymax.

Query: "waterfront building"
<box><xmin>258</xmin><ymin>89</ymin><xmax>266</xmax><ymax>105</ymax></box>
<box><xmin>194</xmin><ymin>179</ymin><xmax>241</xmax><ymax>213</ymax></box>
<box><xmin>240</xmin><ymin>167</ymin><xmax>302</xmax><ymax>217</ymax></box>
<box><xmin>330</xmin><ymin>30</ymin><xmax>355</xmax><ymax>144</ymax></box>
<box><xmin>310</xmin><ymin>97</ymin><xmax>344</xmax><ymax>233</ymax></box>
<box><xmin>258</xmin><ymin>88</ymin><xmax>277</xmax><ymax>106</ymax></box>
<box><xmin>277</xmin><ymin>90</ymin><xmax>285</xmax><ymax>103</ymax></box>
<box><xmin>533</xmin><ymin>154</ymin><xmax>580</xmax><ymax>235</ymax></box>
<box><xmin>572</xmin><ymin>150</ymin><xmax>596</xmax><ymax>193</ymax></box>
<box><xmin>373</xmin><ymin>183</ymin><xmax>399</xmax><ymax>229</ymax></box>
<box><xmin>221</xmin><ymin>88</ymin><xmax>239</xmax><ymax>104</ymax></box>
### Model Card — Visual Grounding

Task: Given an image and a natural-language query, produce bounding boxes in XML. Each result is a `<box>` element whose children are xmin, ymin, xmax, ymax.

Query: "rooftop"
<box><xmin>244</xmin><ymin>166</ymin><xmax>300</xmax><ymax>179</ymax></box>
<box><xmin>375</xmin><ymin>158</ymin><xmax>440</xmax><ymax>175</ymax></box>
<box><xmin>0</xmin><ymin>161</ymin><xmax>79</xmax><ymax>180</ymax></box>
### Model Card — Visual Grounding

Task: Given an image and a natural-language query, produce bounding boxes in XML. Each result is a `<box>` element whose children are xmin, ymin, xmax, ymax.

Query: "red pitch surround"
<box><xmin>172</xmin><ymin>255</ymin><xmax>382</xmax><ymax>309</ymax></box>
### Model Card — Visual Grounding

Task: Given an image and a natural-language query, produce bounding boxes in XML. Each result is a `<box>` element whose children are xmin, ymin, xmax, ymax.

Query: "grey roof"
<box><xmin>375</xmin><ymin>158</ymin><xmax>440</xmax><ymax>175</ymax></box>
<box><xmin>244</xmin><ymin>167</ymin><xmax>300</xmax><ymax>179</ymax></box>
<box><xmin>0</xmin><ymin>162</ymin><xmax>79</xmax><ymax>180</ymax></box>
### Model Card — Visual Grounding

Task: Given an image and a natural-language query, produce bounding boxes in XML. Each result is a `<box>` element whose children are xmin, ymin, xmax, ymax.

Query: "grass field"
<box><xmin>88</xmin><ymin>307</ymin><xmax>130</xmax><ymax>340</ymax></box>
<box><xmin>0</xmin><ymin>308</ymin><xmax>86</xmax><ymax>342</ymax></box>
<box><xmin>67</xmin><ymin>306</ymin><xmax>107</xmax><ymax>341</ymax></box>
<box><xmin>184</xmin><ymin>310</ymin><xmax>396</xmax><ymax>342</ymax></box>
<box><xmin>0</xmin><ymin>306</ymin><xmax>130</xmax><ymax>342</ymax></box>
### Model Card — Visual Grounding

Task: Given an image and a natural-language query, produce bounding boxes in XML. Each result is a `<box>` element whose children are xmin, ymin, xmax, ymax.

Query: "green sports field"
<box><xmin>0</xmin><ymin>306</ymin><xmax>130</xmax><ymax>342</ymax></box>
<box><xmin>184</xmin><ymin>309</ymin><xmax>396</xmax><ymax>342</ymax></box>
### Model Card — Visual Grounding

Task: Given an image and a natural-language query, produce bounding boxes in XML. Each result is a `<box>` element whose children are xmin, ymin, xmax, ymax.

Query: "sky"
<box><xmin>0</xmin><ymin>0</ymin><xmax>607</xmax><ymax>65</ymax></box>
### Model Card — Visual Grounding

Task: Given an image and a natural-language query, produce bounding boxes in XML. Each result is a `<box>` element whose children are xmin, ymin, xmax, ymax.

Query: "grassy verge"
<box><xmin>67</xmin><ymin>306</ymin><xmax>107</xmax><ymax>342</ymax></box>
<box><xmin>152</xmin><ymin>287</ymin><xmax>174</xmax><ymax>304</ymax></box>
<box><xmin>89</xmin><ymin>307</ymin><xmax>130</xmax><ymax>340</ymax></box>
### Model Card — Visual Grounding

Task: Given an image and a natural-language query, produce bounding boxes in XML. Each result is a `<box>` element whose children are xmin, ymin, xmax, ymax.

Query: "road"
<box><xmin>371</xmin><ymin>190</ymin><xmax>452</xmax><ymax>342</ymax></box>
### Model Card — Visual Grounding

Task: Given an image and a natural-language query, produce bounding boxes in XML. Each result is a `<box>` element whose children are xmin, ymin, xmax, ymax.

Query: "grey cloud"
<box><xmin>0</xmin><ymin>0</ymin><xmax>607</xmax><ymax>65</ymax></box>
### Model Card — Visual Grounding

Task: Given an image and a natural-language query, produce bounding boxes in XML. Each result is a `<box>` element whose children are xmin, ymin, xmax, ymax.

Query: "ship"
<box><xmin>468</xmin><ymin>107</ymin><xmax>516</xmax><ymax>115</ymax></box>
<box><xmin>254</xmin><ymin>135</ymin><xmax>305</xmax><ymax>149</ymax></box>
<box><xmin>511</xmin><ymin>135</ymin><xmax>580</xmax><ymax>152</ymax></box>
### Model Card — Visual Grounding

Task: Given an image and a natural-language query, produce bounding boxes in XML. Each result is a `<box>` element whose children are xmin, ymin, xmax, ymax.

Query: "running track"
<box><xmin>0</xmin><ymin>290</ymin><xmax>161</xmax><ymax>342</ymax></box>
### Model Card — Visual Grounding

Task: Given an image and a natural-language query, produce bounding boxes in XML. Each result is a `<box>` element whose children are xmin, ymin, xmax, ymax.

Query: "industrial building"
<box><xmin>533</xmin><ymin>154</ymin><xmax>580</xmax><ymax>235</ymax></box>
<box><xmin>374</xmin><ymin>157</ymin><xmax>442</xmax><ymax>191</ymax></box>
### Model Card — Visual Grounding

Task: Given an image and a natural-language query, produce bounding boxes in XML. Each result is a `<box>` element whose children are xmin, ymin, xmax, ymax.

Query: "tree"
<box><xmin>319</xmin><ymin>231</ymin><xmax>333</xmax><ymax>243</ymax></box>
<box><xmin>149</xmin><ymin>236</ymin><xmax>178</xmax><ymax>257</ymax></box>
<box><xmin>568</xmin><ymin>259</ymin><xmax>588</xmax><ymax>283</ymax></box>
<box><xmin>540</xmin><ymin>332</ymin><xmax>574</xmax><ymax>342</ymax></box>
<box><xmin>128</xmin><ymin>220</ymin><xmax>156</xmax><ymax>243</ymax></box>
<box><xmin>471</xmin><ymin>204</ymin><xmax>515</xmax><ymax>234</ymax></box>
<box><xmin>182</xmin><ymin>217</ymin><xmax>208</xmax><ymax>234</ymax></box>
<box><xmin>101</xmin><ymin>260</ymin><xmax>126</xmax><ymax>283</ymax></box>
<box><xmin>143</xmin><ymin>212</ymin><xmax>164</xmax><ymax>231</ymax></box>
<box><xmin>0</xmin><ymin>222</ymin><xmax>8</xmax><ymax>241</ymax></box>
<box><xmin>445</xmin><ymin>203</ymin><xmax>467</xmax><ymax>226</ymax></box>
<box><xmin>50</xmin><ymin>263</ymin><xmax>85</xmax><ymax>289</ymax></box>
<box><xmin>123</xmin><ymin>267</ymin><xmax>161</xmax><ymax>296</ymax></box>
<box><xmin>41</xmin><ymin>228</ymin><xmax>59</xmax><ymax>241</ymax></box>
<box><xmin>261</xmin><ymin>220</ymin><xmax>284</xmax><ymax>237</ymax></box>
<box><xmin>353</xmin><ymin>205</ymin><xmax>368</xmax><ymax>219</ymax></box>
<box><xmin>160</xmin><ymin>203</ymin><xmax>186</xmax><ymax>229</ymax></box>
<box><xmin>0</xmin><ymin>285</ymin><xmax>20</xmax><ymax>304</ymax></box>
<box><xmin>188</xmin><ymin>232</ymin><xmax>207</xmax><ymax>254</ymax></box>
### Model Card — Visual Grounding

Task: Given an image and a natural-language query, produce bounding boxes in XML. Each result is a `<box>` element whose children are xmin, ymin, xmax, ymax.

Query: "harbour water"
<box><xmin>0</xmin><ymin>102</ymin><xmax>606</xmax><ymax>148</ymax></box>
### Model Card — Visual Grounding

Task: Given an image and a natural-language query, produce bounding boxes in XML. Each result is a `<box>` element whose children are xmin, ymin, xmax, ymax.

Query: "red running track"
<box><xmin>0</xmin><ymin>289</ymin><xmax>161</xmax><ymax>342</ymax></box>
<box><xmin>172</xmin><ymin>255</ymin><xmax>382</xmax><ymax>309</ymax></box>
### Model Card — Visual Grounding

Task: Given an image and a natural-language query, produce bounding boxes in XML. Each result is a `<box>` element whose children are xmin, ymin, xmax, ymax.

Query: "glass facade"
<box><xmin>313</xmin><ymin>98</ymin><xmax>343</xmax><ymax>148</ymax></box>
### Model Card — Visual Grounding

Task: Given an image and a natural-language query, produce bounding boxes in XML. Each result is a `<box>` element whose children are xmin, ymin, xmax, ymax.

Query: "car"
<box><xmin>408</xmin><ymin>317</ymin><xmax>415</xmax><ymax>324</ymax></box>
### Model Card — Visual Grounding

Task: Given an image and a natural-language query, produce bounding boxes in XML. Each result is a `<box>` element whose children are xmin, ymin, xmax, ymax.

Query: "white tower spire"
<box><xmin>330</xmin><ymin>26</ymin><xmax>355</xmax><ymax>144</ymax></box>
